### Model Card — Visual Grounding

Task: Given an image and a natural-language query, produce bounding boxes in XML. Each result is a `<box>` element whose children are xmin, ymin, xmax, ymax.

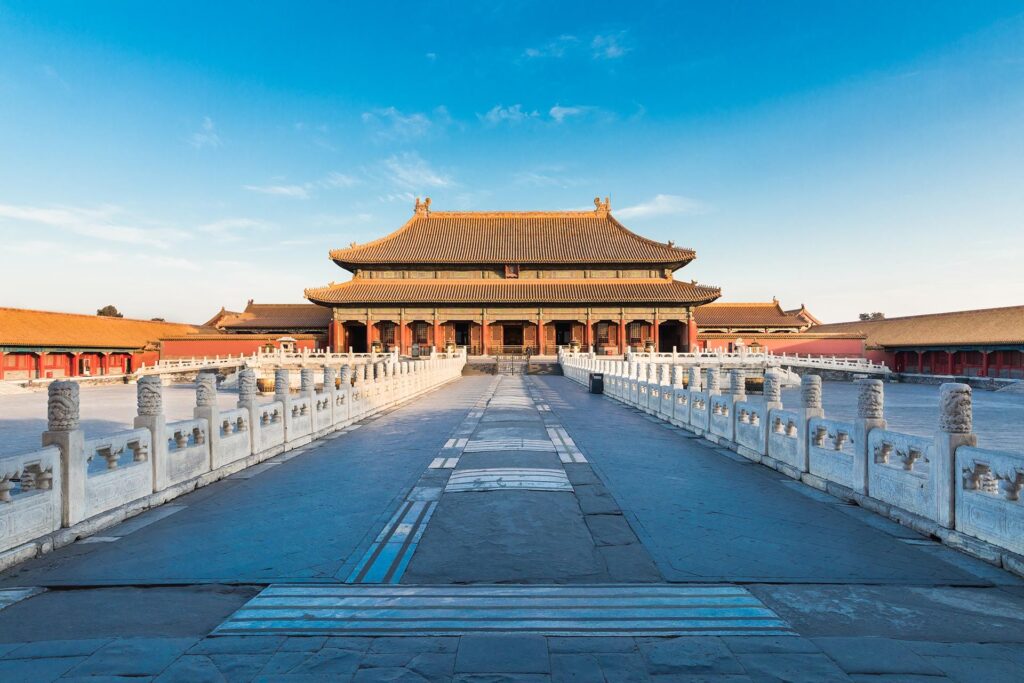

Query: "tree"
<box><xmin>859</xmin><ymin>312</ymin><xmax>885</xmax><ymax>321</ymax></box>
<box><xmin>97</xmin><ymin>305</ymin><xmax>124</xmax><ymax>318</ymax></box>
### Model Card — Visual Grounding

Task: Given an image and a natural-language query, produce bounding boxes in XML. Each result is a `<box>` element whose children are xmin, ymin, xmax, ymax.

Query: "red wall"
<box><xmin>701</xmin><ymin>335</ymin><xmax>865</xmax><ymax>357</ymax></box>
<box><xmin>160</xmin><ymin>337</ymin><xmax>323</xmax><ymax>359</ymax></box>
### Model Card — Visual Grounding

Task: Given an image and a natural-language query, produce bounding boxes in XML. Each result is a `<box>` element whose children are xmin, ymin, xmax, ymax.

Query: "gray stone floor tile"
<box><xmin>258</xmin><ymin>650</ymin><xmax>310</xmax><ymax>675</ymax></box>
<box><xmin>720</xmin><ymin>636</ymin><xmax>820</xmax><ymax>655</ymax></box>
<box><xmin>209</xmin><ymin>652</ymin><xmax>272</xmax><ymax>681</ymax></box>
<box><xmin>4</xmin><ymin>637</ymin><xmax>112</xmax><ymax>658</ymax></box>
<box><xmin>813</xmin><ymin>637</ymin><xmax>943</xmax><ymax>675</ymax></box>
<box><xmin>593</xmin><ymin>652</ymin><xmax>651</xmax><ymax>682</ymax></box>
<box><xmin>585</xmin><ymin>513</ymin><xmax>641</xmax><ymax>546</ymax></box>
<box><xmin>926</xmin><ymin>655</ymin><xmax>1024</xmax><ymax>682</ymax></box>
<box><xmin>69</xmin><ymin>637</ymin><xmax>198</xmax><ymax>677</ymax></box>
<box><xmin>848</xmin><ymin>676</ymin><xmax>952</xmax><ymax>682</ymax></box>
<box><xmin>279</xmin><ymin>636</ymin><xmax>327</xmax><ymax>652</ymax></box>
<box><xmin>189</xmin><ymin>635</ymin><xmax>285</xmax><ymax>654</ymax></box>
<box><xmin>0</xmin><ymin>641</ymin><xmax>23</xmax><ymax>656</ymax></box>
<box><xmin>639</xmin><ymin>637</ymin><xmax>744</xmax><ymax>675</ymax></box>
<box><xmin>901</xmin><ymin>641</ymin><xmax>1010</xmax><ymax>659</ymax></box>
<box><xmin>61</xmin><ymin>676</ymin><xmax>156</xmax><ymax>682</ymax></box>
<box><xmin>287</xmin><ymin>647</ymin><xmax>363</xmax><ymax>676</ymax></box>
<box><xmin>597</xmin><ymin>543</ymin><xmax>663</xmax><ymax>581</ymax></box>
<box><xmin>735</xmin><ymin>653</ymin><xmax>852</xmax><ymax>682</ymax></box>
<box><xmin>453</xmin><ymin>676</ymin><xmax>550</xmax><ymax>683</ymax></box>
<box><xmin>327</xmin><ymin>636</ymin><xmax>375</xmax><ymax>652</ymax></box>
<box><xmin>369</xmin><ymin>636</ymin><xmax>459</xmax><ymax>654</ymax></box>
<box><xmin>547</xmin><ymin>636</ymin><xmax>638</xmax><ymax>653</ymax></box>
<box><xmin>0</xmin><ymin>655</ymin><xmax>87</xmax><ymax>681</ymax></box>
<box><xmin>405</xmin><ymin>652</ymin><xmax>457</xmax><ymax>679</ymax></box>
<box><xmin>153</xmin><ymin>654</ymin><xmax>225</xmax><ymax>682</ymax></box>
<box><xmin>353</xmin><ymin>667</ymin><xmax>432</xmax><ymax>682</ymax></box>
<box><xmin>456</xmin><ymin>634</ymin><xmax>550</xmax><ymax>674</ymax></box>
<box><xmin>551</xmin><ymin>653</ymin><xmax>603</xmax><ymax>682</ymax></box>
<box><xmin>649</xmin><ymin>676</ymin><xmax>751</xmax><ymax>683</ymax></box>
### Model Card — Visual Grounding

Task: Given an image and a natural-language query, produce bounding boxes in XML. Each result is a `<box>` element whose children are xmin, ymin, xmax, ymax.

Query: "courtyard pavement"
<box><xmin>0</xmin><ymin>374</ymin><xmax>1022</xmax><ymax>681</ymax></box>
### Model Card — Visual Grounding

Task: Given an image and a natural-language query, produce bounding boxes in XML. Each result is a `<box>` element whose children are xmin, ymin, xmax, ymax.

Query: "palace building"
<box><xmin>304</xmin><ymin>198</ymin><xmax>722</xmax><ymax>355</ymax></box>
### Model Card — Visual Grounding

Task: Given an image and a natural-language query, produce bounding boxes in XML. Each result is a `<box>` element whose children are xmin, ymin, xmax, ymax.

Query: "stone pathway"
<box><xmin>0</xmin><ymin>375</ymin><xmax>1023</xmax><ymax>681</ymax></box>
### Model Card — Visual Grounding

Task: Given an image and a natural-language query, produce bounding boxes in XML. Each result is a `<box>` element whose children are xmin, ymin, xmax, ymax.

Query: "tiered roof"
<box><xmin>0</xmin><ymin>307</ymin><xmax>201</xmax><ymax>349</ymax></box>
<box><xmin>328</xmin><ymin>201</ymin><xmax>696</xmax><ymax>270</ymax></box>
<box><xmin>214</xmin><ymin>301</ymin><xmax>333</xmax><ymax>331</ymax></box>
<box><xmin>695</xmin><ymin>302</ymin><xmax>810</xmax><ymax>329</ymax></box>
<box><xmin>305</xmin><ymin>279</ymin><xmax>720</xmax><ymax>306</ymax></box>
<box><xmin>310</xmin><ymin>198</ymin><xmax>720</xmax><ymax>307</ymax></box>
<box><xmin>813</xmin><ymin>306</ymin><xmax>1024</xmax><ymax>347</ymax></box>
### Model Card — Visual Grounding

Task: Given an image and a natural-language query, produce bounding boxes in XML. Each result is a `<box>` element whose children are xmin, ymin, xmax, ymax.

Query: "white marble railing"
<box><xmin>0</xmin><ymin>350</ymin><xmax>467</xmax><ymax>567</ymax></box>
<box><xmin>137</xmin><ymin>349</ymin><xmax>401</xmax><ymax>376</ymax></box>
<box><xmin>588</xmin><ymin>348</ymin><xmax>890</xmax><ymax>374</ymax></box>
<box><xmin>560</xmin><ymin>352</ymin><xmax>1023</xmax><ymax>572</ymax></box>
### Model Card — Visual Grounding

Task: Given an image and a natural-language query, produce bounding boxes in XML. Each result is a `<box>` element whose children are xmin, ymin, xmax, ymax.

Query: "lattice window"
<box><xmin>596</xmin><ymin>322</ymin><xmax>610</xmax><ymax>344</ymax></box>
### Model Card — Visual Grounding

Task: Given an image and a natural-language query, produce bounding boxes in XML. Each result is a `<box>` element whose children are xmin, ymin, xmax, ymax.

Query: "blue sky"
<box><xmin>1</xmin><ymin>1</ymin><xmax>1022</xmax><ymax>323</ymax></box>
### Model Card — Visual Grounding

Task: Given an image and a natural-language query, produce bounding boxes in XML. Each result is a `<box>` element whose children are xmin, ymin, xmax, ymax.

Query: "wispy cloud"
<box><xmin>361</xmin><ymin>106</ymin><xmax>450</xmax><ymax>140</ymax></box>
<box><xmin>383</xmin><ymin>152</ymin><xmax>453</xmax><ymax>189</ymax></box>
<box><xmin>198</xmin><ymin>218</ymin><xmax>271</xmax><ymax>241</ymax></box>
<box><xmin>523</xmin><ymin>32</ymin><xmax>630</xmax><ymax>61</ymax></box>
<box><xmin>591</xmin><ymin>32</ymin><xmax>630</xmax><ymax>59</ymax></box>
<box><xmin>242</xmin><ymin>184</ymin><xmax>310</xmax><ymax>199</ymax></box>
<box><xmin>550</xmin><ymin>105</ymin><xmax>590</xmax><ymax>123</ymax></box>
<box><xmin>189</xmin><ymin>116</ymin><xmax>222</xmax><ymax>149</ymax></box>
<box><xmin>480</xmin><ymin>104</ymin><xmax>539</xmax><ymax>125</ymax></box>
<box><xmin>242</xmin><ymin>171</ymin><xmax>359</xmax><ymax>199</ymax></box>
<box><xmin>523</xmin><ymin>35</ymin><xmax>578</xmax><ymax>59</ymax></box>
<box><xmin>512</xmin><ymin>165</ymin><xmax>584</xmax><ymax>188</ymax></box>
<box><xmin>0</xmin><ymin>203</ymin><xmax>186</xmax><ymax>248</ymax></box>
<box><xmin>616</xmin><ymin>194</ymin><xmax>711</xmax><ymax>219</ymax></box>
<box><xmin>319</xmin><ymin>172</ymin><xmax>359</xmax><ymax>189</ymax></box>
<box><xmin>40</xmin><ymin>64</ymin><xmax>70</xmax><ymax>90</ymax></box>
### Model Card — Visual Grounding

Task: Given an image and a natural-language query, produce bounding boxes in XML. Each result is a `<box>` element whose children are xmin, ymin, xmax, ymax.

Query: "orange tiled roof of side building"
<box><xmin>329</xmin><ymin>198</ymin><xmax>696</xmax><ymax>268</ymax></box>
<box><xmin>0</xmin><ymin>307</ymin><xmax>202</xmax><ymax>349</ymax></box>
<box><xmin>216</xmin><ymin>301</ymin><xmax>334</xmax><ymax>330</ymax></box>
<box><xmin>305</xmin><ymin>279</ymin><xmax>721</xmax><ymax>305</ymax></box>
<box><xmin>812</xmin><ymin>305</ymin><xmax>1024</xmax><ymax>347</ymax></box>
<box><xmin>695</xmin><ymin>301</ymin><xmax>810</xmax><ymax>328</ymax></box>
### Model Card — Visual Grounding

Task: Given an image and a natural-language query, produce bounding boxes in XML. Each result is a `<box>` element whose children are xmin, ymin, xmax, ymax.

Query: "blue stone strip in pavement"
<box><xmin>343</xmin><ymin>376</ymin><xmax>502</xmax><ymax>584</ymax></box>
<box><xmin>214</xmin><ymin>584</ymin><xmax>794</xmax><ymax>636</ymax></box>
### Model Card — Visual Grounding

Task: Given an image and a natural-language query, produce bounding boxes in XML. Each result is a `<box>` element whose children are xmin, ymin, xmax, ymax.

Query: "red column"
<box><xmin>947</xmin><ymin>351</ymin><xmax>954</xmax><ymax>375</ymax></box>
<box><xmin>433</xmin><ymin>319</ymin><xmax>442</xmax><ymax>350</ymax></box>
<box><xmin>366</xmin><ymin>322</ymin><xmax>373</xmax><ymax>351</ymax></box>
<box><xmin>687</xmin><ymin>316</ymin><xmax>699</xmax><ymax>352</ymax></box>
<box><xmin>537</xmin><ymin>318</ymin><xmax>544</xmax><ymax>355</ymax></box>
<box><xmin>981</xmin><ymin>351</ymin><xmax>990</xmax><ymax>377</ymax></box>
<box><xmin>584</xmin><ymin>318</ymin><xmax>592</xmax><ymax>348</ymax></box>
<box><xmin>36</xmin><ymin>352</ymin><xmax>46</xmax><ymax>379</ymax></box>
<box><xmin>0</xmin><ymin>351</ymin><xmax>4</xmax><ymax>380</ymax></box>
<box><xmin>482</xmin><ymin>320</ymin><xmax>489</xmax><ymax>356</ymax></box>
<box><xmin>329</xmin><ymin>320</ymin><xmax>342</xmax><ymax>352</ymax></box>
<box><xmin>917</xmin><ymin>351</ymin><xmax>924</xmax><ymax>374</ymax></box>
<box><xmin>619</xmin><ymin>318</ymin><xmax>627</xmax><ymax>352</ymax></box>
<box><xmin>70</xmin><ymin>353</ymin><xmax>80</xmax><ymax>377</ymax></box>
<box><xmin>653</xmin><ymin>317</ymin><xmax>660</xmax><ymax>351</ymax></box>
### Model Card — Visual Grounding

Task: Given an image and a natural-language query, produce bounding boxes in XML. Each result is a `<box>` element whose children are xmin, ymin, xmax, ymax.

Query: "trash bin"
<box><xmin>589</xmin><ymin>372</ymin><xmax>604</xmax><ymax>394</ymax></box>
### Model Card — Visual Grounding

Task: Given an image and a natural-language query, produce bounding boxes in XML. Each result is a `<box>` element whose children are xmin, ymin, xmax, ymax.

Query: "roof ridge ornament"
<box><xmin>593</xmin><ymin>196</ymin><xmax>610</xmax><ymax>216</ymax></box>
<box><xmin>414</xmin><ymin>196</ymin><xmax>432</xmax><ymax>216</ymax></box>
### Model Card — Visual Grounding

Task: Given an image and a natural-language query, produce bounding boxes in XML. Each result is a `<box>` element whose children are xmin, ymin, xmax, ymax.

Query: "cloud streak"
<box><xmin>383</xmin><ymin>152</ymin><xmax>453</xmax><ymax>189</ymax></box>
<box><xmin>189</xmin><ymin>116</ymin><xmax>222</xmax><ymax>149</ymax></box>
<box><xmin>615</xmin><ymin>194</ymin><xmax>711</xmax><ymax>219</ymax></box>
<box><xmin>0</xmin><ymin>203</ymin><xmax>186</xmax><ymax>248</ymax></box>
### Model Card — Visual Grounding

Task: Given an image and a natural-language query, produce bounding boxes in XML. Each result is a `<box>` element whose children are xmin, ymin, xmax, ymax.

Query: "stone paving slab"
<box><xmin>530</xmin><ymin>375</ymin><xmax>989</xmax><ymax>585</ymax></box>
<box><xmin>0</xmin><ymin>376</ymin><xmax>1023</xmax><ymax>681</ymax></box>
<box><xmin>0</xmin><ymin>376</ymin><xmax>496</xmax><ymax>587</ymax></box>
